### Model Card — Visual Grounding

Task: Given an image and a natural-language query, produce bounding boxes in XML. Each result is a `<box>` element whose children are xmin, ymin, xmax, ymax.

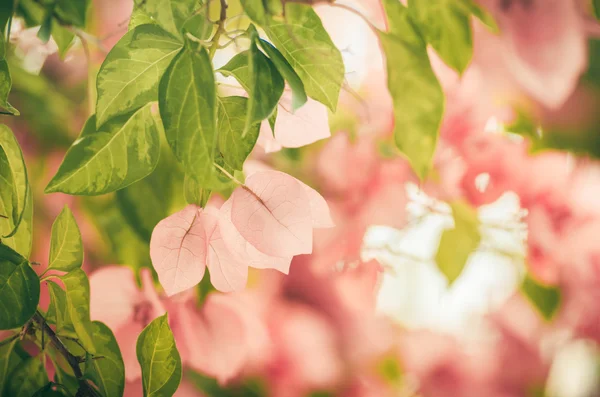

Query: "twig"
<box><xmin>0</xmin><ymin>214</ymin><xmax>7</xmax><ymax>219</ymax></box>
<box><xmin>209</xmin><ymin>0</ymin><xmax>228</xmax><ymax>60</ymax></box>
<box><xmin>31</xmin><ymin>312</ymin><xmax>100</xmax><ymax>397</ymax></box>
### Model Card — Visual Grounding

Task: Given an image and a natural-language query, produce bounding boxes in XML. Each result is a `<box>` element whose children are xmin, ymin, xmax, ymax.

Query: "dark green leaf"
<box><xmin>0</xmin><ymin>337</ymin><xmax>23</xmax><ymax>395</ymax></box>
<box><xmin>217</xmin><ymin>96</ymin><xmax>260</xmax><ymax>171</ymax></box>
<box><xmin>378</xmin><ymin>1</ymin><xmax>444</xmax><ymax>178</ymax></box>
<box><xmin>159</xmin><ymin>46</ymin><xmax>218</xmax><ymax>186</ymax></box>
<box><xmin>54</xmin><ymin>0</ymin><xmax>88</xmax><ymax>27</ymax></box>
<box><xmin>0</xmin><ymin>257</ymin><xmax>39</xmax><ymax>330</ymax></box>
<box><xmin>48</xmin><ymin>206</ymin><xmax>83</xmax><ymax>273</ymax></box>
<box><xmin>0</xmin><ymin>125</ymin><xmax>29</xmax><ymax>238</ymax></box>
<box><xmin>595</xmin><ymin>0</ymin><xmax>600</xmax><ymax>20</ymax></box>
<box><xmin>0</xmin><ymin>60</ymin><xmax>18</xmax><ymax>115</ymax></box>
<box><xmin>5</xmin><ymin>357</ymin><xmax>48</xmax><ymax>397</ymax></box>
<box><xmin>137</xmin><ymin>314</ymin><xmax>182</xmax><ymax>397</ymax></box>
<box><xmin>84</xmin><ymin>321</ymin><xmax>125</xmax><ymax>397</ymax></box>
<box><xmin>521</xmin><ymin>274</ymin><xmax>561</xmax><ymax>321</ymax></box>
<box><xmin>95</xmin><ymin>24</ymin><xmax>182</xmax><ymax>127</ymax></box>
<box><xmin>136</xmin><ymin>0</ymin><xmax>197</xmax><ymax>38</ymax></box>
<box><xmin>257</xmin><ymin>39</ymin><xmax>307</xmax><ymax>111</ymax></box>
<box><xmin>32</xmin><ymin>383</ymin><xmax>68</xmax><ymax>397</ymax></box>
<box><xmin>61</xmin><ymin>269</ymin><xmax>95</xmax><ymax>354</ymax></box>
<box><xmin>46</xmin><ymin>105</ymin><xmax>161</xmax><ymax>195</ymax></box>
<box><xmin>37</xmin><ymin>10</ymin><xmax>53</xmax><ymax>43</ymax></box>
<box><xmin>435</xmin><ymin>201</ymin><xmax>480</xmax><ymax>284</ymax></box>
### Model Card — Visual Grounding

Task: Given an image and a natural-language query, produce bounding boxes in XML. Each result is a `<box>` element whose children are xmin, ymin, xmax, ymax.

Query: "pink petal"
<box><xmin>150</xmin><ymin>205</ymin><xmax>208</xmax><ymax>296</ymax></box>
<box><xmin>89</xmin><ymin>266</ymin><xmax>140</xmax><ymax>331</ymax></box>
<box><xmin>231</xmin><ymin>170</ymin><xmax>313</xmax><ymax>257</ymax></box>
<box><xmin>298</xmin><ymin>181</ymin><xmax>335</xmax><ymax>228</ymax></box>
<box><xmin>176</xmin><ymin>294</ymin><xmax>249</xmax><ymax>384</ymax></box>
<box><xmin>220</xmin><ymin>199</ymin><xmax>292</xmax><ymax>274</ymax></box>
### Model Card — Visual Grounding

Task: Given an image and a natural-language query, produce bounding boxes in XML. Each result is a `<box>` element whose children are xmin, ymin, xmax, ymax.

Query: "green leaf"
<box><xmin>435</xmin><ymin>201</ymin><xmax>480</xmax><ymax>284</ymax></box>
<box><xmin>378</xmin><ymin>2</ymin><xmax>444</xmax><ymax>178</ymax></box>
<box><xmin>218</xmin><ymin>41</ymin><xmax>284</xmax><ymax>132</ymax></box>
<box><xmin>136</xmin><ymin>314</ymin><xmax>182</xmax><ymax>397</ymax></box>
<box><xmin>408</xmin><ymin>0</ymin><xmax>473</xmax><ymax>74</ymax></box>
<box><xmin>261</xmin><ymin>3</ymin><xmax>344</xmax><ymax>111</ymax></box>
<box><xmin>52</xmin><ymin>22</ymin><xmax>75</xmax><ymax>59</ymax></box>
<box><xmin>182</xmin><ymin>12</ymin><xmax>213</xmax><ymax>41</ymax></box>
<box><xmin>257</xmin><ymin>39</ymin><xmax>307</xmax><ymax>111</ymax></box>
<box><xmin>0</xmin><ymin>257</ymin><xmax>39</xmax><ymax>330</ymax></box>
<box><xmin>0</xmin><ymin>60</ymin><xmax>18</xmax><ymax>115</ymax></box>
<box><xmin>0</xmin><ymin>124</ymin><xmax>29</xmax><ymax>238</ymax></box>
<box><xmin>0</xmin><ymin>184</ymin><xmax>33</xmax><ymax>258</ymax></box>
<box><xmin>32</xmin><ymin>383</ymin><xmax>68</xmax><ymax>397</ymax></box>
<box><xmin>183</xmin><ymin>173</ymin><xmax>211</xmax><ymax>206</ymax></box>
<box><xmin>521</xmin><ymin>274</ymin><xmax>561</xmax><ymax>321</ymax></box>
<box><xmin>136</xmin><ymin>0</ymin><xmax>197</xmax><ymax>38</ymax></box>
<box><xmin>595</xmin><ymin>0</ymin><xmax>600</xmax><ymax>20</ymax></box>
<box><xmin>95</xmin><ymin>24</ymin><xmax>182</xmax><ymax>127</ymax></box>
<box><xmin>61</xmin><ymin>269</ymin><xmax>96</xmax><ymax>354</ymax></box>
<box><xmin>217</xmin><ymin>96</ymin><xmax>260</xmax><ymax>171</ymax></box>
<box><xmin>48</xmin><ymin>206</ymin><xmax>83</xmax><ymax>273</ymax></box>
<box><xmin>0</xmin><ymin>337</ymin><xmax>23</xmax><ymax>395</ymax></box>
<box><xmin>46</xmin><ymin>281</ymin><xmax>76</xmax><ymax>337</ymax></box>
<box><xmin>462</xmin><ymin>0</ymin><xmax>498</xmax><ymax>33</ymax></box>
<box><xmin>159</xmin><ymin>46</ymin><xmax>217</xmax><ymax>186</ymax></box>
<box><xmin>54</xmin><ymin>0</ymin><xmax>88</xmax><ymax>27</ymax></box>
<box><xmin>5</xmin><ymin>357</ymin><xmax>48</xmax><ymax>397</ymax></box>
<box><xmin>84</xmin><ymin>321</ymin><xmax>125</xmax><ymax>397</ymax></box>
<box><xmin>46</xmin><ymin>105</ymin><xmax>161</xmax><ymax>195</ymax></box>
<box><xmin>37</xmin><ymin>10</ymin><xmax>53</xmax><ymax>43</ymax></box>
<box><xmin>128</xmin><ymin>8</ymin><xmax>156</xmax><ymax>30</ymax></box>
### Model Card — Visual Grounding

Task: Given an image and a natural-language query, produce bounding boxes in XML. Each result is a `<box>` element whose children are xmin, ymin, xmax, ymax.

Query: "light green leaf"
<box><xmin>262</xmin><ymin>3</ymin><xmax>344</xmax><ymax>111</ymax></box>
<box><xmin>137</xmin><ymin>314</ymin><xmax>182</xmax><ymax>397</ymax></box>
<box><xmin>0</xmin><ymin>185</ymin><xmax>33</xmax><ymax>258</ymax></box>
<box><xmin>48</xmin><ymin>206</ymin><xmax>83</xmax><ymax>272</ymax></box>
<box><xmin>217</xmin><ymin>96</ymin><xmax>260</xmax><ymax>171</ymax></box>
<box><xmin>46</xmin><ymin>105</ymin><xmax>160</xmax><ymax>195</ymax></box>
<box><xmin>183</xmin><ymin>174</ymin><xmax>211</xmax><ymax>206</ymax></box>
<box><xmin>128</xmin><ymin>8</ymin><xmax>157</xmax><ymax>30</ymax></box>
<box><xmin>5</xmin><ymin>357</ymin><xmax>48</xmax><ymax>397</ymax></box>
<box><xmin>182</xmin><ymin>13</ymin><xmax>213</xmax><ymax>41</ymax></box>
<box><xmin>46</xmin><ymin>281</ymin><xmax>76</xmax><ymax>338</ymax></box>
<box><xmin>95</xmin><ymin>24</ymin><xmax>182</xmax><ymax>127</ymax></box>
<box><xmin>52</xmin><ymin>22</ymin><xmax>75</xmax><ymax>59</ymax></box>
<box><xmin>218</xmin><ymin>42</ymin><xmax>284</xmax><ymax>132</ymax></box>
<box><xmin>84</xmin><ymin>321</ymin><xmax>125</xmax><ymax>397</ymax></box>
<box><xmin>462</xmin><ymin>0</ymin><xmax>498</xmax><ymax>32</ymax></box>
<box><xmin>435</xmin><ymin>201</ymin><xmax>480</xmax><ymax>284</ymax></box>
<box><xmin>522</xmin><ymin>274</ymin><xmax>561</xmax><ymax>321</ymax></box>
<box><xmin>378</xmin><ymin>2</ymin><xmax>444</xmax><ymax>178</ymax></box>
<box><xmin>136</xmin><ymin>0</ymin><xmax>197</xmax><ymax>38</ymax></box>
<box><xmin>55</xmin><ymin>0</ymin><xmax>88</xmax><ymax>27</ymax></box>
<box><xmin>159</xmin><ymin>46</ymin><xmax>217</xmax><ymax>186</ymax></box>
<box><xmin>61</xmin><ymin>269</ymin><xmax>96</xmax><ymax>354</ymax></box>
<box><xmin>0</xmin><ymin>125</ymin><xmax>29</xmax><ymax>238</ymax></box>
<box><xmin>257</xmin><ymin>39</ymin><xmax>307</xmax><ymax>111</ymax></box>
<box><xmin>408</xmin><ymin>0</ymin><xmax>473</xmax><ymax>74</ymax></box>
<box><xmin>0</xmin><ymin>253</ymin><xmax>39</xmax><ymax>330</ymax></box>
<box><xmin>0</xmin><ymin>337</ymin><xmax>23</xmax><ymax>395</ymax></box>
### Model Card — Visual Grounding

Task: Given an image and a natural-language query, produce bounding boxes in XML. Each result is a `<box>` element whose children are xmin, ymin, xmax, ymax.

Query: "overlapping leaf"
<box><xmin>0</xmin><ymin>125</ymin><xmax>29</xmax><ymax>238</ymax></box>
<box><xmin>61</xmin><ymin>269</ymin><xmax>96</xmax><ymax>353</ymax></box>
<box><xmin>84</xmin><ymin>321</ymin><xmax>125</xmax><ymax>397</ymax></box>
<box><xmin>0</xmin><ymin>245</ymin><xmax>39</xmax><ymax>330</ymax></box>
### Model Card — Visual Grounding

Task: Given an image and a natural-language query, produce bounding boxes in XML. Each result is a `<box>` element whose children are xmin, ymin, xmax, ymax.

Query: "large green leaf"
<box><xmin>435</xmin><ymin>202</ymin><xmax>480</xmax><ymax>284</ymax></box>
<box><xmin>0</xmin><ymin>185</ymin><xmax>33</xmax><ymax>258</ymax></box>
<box><xmin>218</xmin><ymin>41</ymin><xmax>284</xmax><ymax>132</ymax></box>
<box><xmin>159</xmin><ymin>45</ymin><xmax>217</xmax><ymax>185</ymax></box>
<box><xmin>217</xmin><ymin>96</ymin><xmax>260</xmax><ymax>171</ymax></box>
<box><xmin>95</xmin><ymin>24</ymin><xmax>182</xmax><ymax>127</ymax></box>
<box><xmin>0</xmin><ymin>250</ymin><xmax>39</xmax><ymax>330</ymax></box>
<box><xmin>46</xmin><ymin>281</ymin><xmax>76</xmax><ymax>337</ymax></box>
<box><xmin>5</xmin><ymin>357</ymin><xmax>48</xmax><ymax>397</ymax></box>
<box><xmin>84</xmin><ymin>321</ymin><xmax>125</xmax><ymax>397</ymax></box>
<box><xmin>408</xmin><ymin>0</ymin><xmax>473</xmax><ymax>74</ymax></box>
<box><xmin>0</xmin><ymin>337</ymin><xmax>23</xmax><ymax>395</ymax></box>
<box><xmin>136</xmin><ymin>0</ymin><xmax>197</xmax><ymax>38</ymax></box>
<box><xmin>0</xmin><ymin>125</ymin><xmax>29</xmax><ymax>238</ymax></box>
<box><xmin>257</xmin><ymin>39</ymin><xmax>307</xmax><ymax>111</ymax></box>
<box><xmin>261</xmin><ymin>3</ymin><xmax>343</xmax><ymax>111</ymax></box>
<box><xmin>46</xmin><ymin>105</ymin><xmax>160</xmax><ymax>195</ymax></box>
<box><xmin>379</xmin><ymin>1</ymin><xmax>444</xmax><ymax>178</ymax></box>
<box><xmin>521</xmin><ymin>274</ymin><xmax>561</xmax><ymax>321</ymax></box>
<box><xmin>47</xmin><ymin>206</ymin><xmax>83</xmax><ymax>273</ymax></box>
<box><xmin>137</xmin><ymin>314</ymin><xmax>182</xmax><ymax>397</ymax></box>
<box><xmin>61</xmin><ymin>269</ymin><xmax>96</xmax><ymax>354</ymax></box>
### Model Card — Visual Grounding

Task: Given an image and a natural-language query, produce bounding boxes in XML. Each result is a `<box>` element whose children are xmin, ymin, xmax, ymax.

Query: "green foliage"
<box><xmin>0</xmin><ymin>337</ymin><xmax>24</xmax><ymax>395</ymax></box>
<box><xmin>0</xmin><ymin>245</ymin><xmax>39</xmax><ymax>330</ymax></box>
<box><xmin>46</xmin><ymin>106</ymin><xmax>161</xmax><ymax>195</ymax></box>
<box><xmin>135</xmin><ymin>0</ymin><xmax>198</xmax><ymax>38</ymax></box>
<box><xmin>60</xmin><ymin>269</ymin><xmax>96</xmax><ymax>354</ymax></box>
<box><xmin>379</xmin><ymin>0</ymin><xmax>444</xmax><ymax>179</ymax></box>
<box><xmin>84</xmin><ymin>321</ymin><xmax>125</xmax><ymax>397</ymax></box>
<box><xmin>48</xmin><ymin>206</ymin><xmax>83</xmax><ymax>273</ymax></box>
<box><xmin>159</xmin><ymin>45</ymin><xmax>218</xmax><ymax>186</ymax></box>
<box><xmin>95</xmin><ymin>24</ymin><xmax>183</xmax><ymax>127</ymax></box>
<box><xmin>137</xmin><ymin>314</ymin><xmax>182</xmax><ymax>397</ymax></box>
<box><xmin>435</xmin><ymin>202</ymin><xmax>481</xmax><ymax>284</ymax></box>
<box><xmin>0</xmin><ymin>125</ymin><xmax>29</xmax><ymax>238</ymax></box>
<box><xmin>0</xmin><ymin>32</ymin><xmax>18</xmax><ymax>116</ymax></box>
<box><xmin>522</xmin><ymin>274</ymin><xmax>561</xmax><ymax>321</ymax></box>
<box><xmin>46</xmin><ymin>281</ymin><xmax>76</xmax><ymax>338</ymax></box>
<box><xmin>595</xmin><ymin>0</ymin><xmax>600</xmax><ymax>20</ymax></box>
<box><xmin>5</xmin><ymin>357</ymin><xmax>49</xmax><ymax>397</ymax></box>
<box><xmin>217</xmin><ymin>96</ymin><xmax>261</xmax><ymax>171</ymax></box>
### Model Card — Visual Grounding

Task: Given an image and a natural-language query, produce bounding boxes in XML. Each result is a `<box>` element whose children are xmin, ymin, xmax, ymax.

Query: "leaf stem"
<box><xmin>31</xmin><ymin>312</ymin><xmax>101</xmax><ymax>397</ymax></box>
<box><xmin>213</xmin><ymin>162</ymin><xmax>243</xmax><ymax>185</ymax></box>
<box><xmin>208</xmin><ymin>0</ymin><xmax>228</xmax><ymax>60</ymax></box>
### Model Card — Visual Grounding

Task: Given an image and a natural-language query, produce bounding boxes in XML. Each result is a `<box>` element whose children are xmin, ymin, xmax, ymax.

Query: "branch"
<box><xmin>31</xmin><ymin>312</ymin><xmax>101</xmax><ymax>397</ymax></box>
<box><xmin>209</xmin><ymin>0</ymin><xmax>228</xmax><ymax>60</ymax></box>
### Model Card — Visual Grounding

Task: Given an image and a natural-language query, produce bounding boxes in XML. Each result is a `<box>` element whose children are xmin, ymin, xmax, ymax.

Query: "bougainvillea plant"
<box><xmin>2</xmin><ymin>0</ymin><xmax>600</xmax><ymax>395</ymax></box>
